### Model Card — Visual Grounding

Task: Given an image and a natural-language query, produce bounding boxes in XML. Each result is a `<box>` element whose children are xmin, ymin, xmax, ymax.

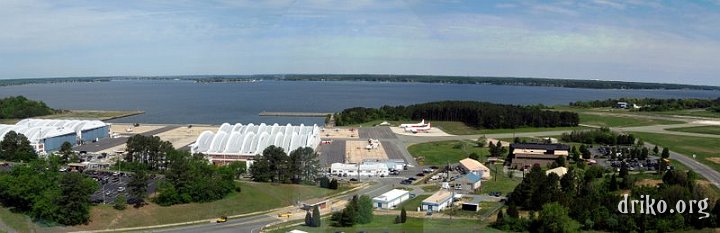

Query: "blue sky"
<box><xmin>1</xmin><ymin>0</ymin><xmax>719</xmax><ymax>85</ymax></box>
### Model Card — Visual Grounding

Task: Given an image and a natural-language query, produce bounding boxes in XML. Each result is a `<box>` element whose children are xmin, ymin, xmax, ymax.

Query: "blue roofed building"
<box><xmin>456</xmin><ymin>172</ymin><xmax>482</xmax><ymax>191</ymax></box>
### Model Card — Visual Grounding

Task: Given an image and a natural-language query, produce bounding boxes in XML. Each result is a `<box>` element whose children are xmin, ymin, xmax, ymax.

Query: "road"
<box><xmin>128</xmin><ymin>214</ymin><xmax>276</xmax><ymax>233</ymax></box>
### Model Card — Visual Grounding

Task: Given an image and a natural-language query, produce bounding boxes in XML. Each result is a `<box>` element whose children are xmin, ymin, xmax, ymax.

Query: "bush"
<box><xmin>113</xmin><ymin>195</ymin><xmax>127</xmax><ymax>210</ymax></box>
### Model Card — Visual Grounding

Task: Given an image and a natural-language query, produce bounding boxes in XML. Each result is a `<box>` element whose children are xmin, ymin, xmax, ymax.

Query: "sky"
<box><xmin>1</xmin><ymin>0</ymin><xmax>719</xmax><ymax>86</ymax></box>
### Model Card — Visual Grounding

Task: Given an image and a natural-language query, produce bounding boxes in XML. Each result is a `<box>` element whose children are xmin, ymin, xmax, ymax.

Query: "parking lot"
<box><xmin>592</xmin><ymin>146</ymin><xmax>663</xmax><ymax>171</ymax></box>
<box><xmin>85</xmin><ymin>170</ymin><xmax>157</xmax><ymax>204</ymax></box>
<box><xmin>317</xmin><ymin>140</ymin><xmax>346</xmax><ymax>166</ymax></box>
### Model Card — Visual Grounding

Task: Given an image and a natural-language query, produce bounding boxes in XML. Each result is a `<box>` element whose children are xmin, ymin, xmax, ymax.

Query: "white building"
<box><xmin>372</xmin><ymin>189</ymin><xmax>410</xmax><ymax>209</ymax></box>
<box><xmin>421</xmin><ymin>190</ymin><xmax>454</xmax><ymax>212</ymax></box>
<box><xmin>0</xmin><ymin>119</ymin><xmax>109</xmax><ymax>154</ymax></box>
<box><xmin>330</xmin><ymin>162</ymin><xmax>389</xmax><ymax>177</ymax></box>
<box><xmin>190</xmin><ymin>123</ymin><xmax>321</xmax><ymax>165</ymax></box>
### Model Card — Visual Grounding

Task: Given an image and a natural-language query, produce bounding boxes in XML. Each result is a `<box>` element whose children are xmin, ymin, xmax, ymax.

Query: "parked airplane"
<box><xmin>399</xmin><ymin>119</ymin><xmax>426</xmax><ymax>128</ymax></box>
<box><xmin>405</xmin><ymin>123</ymin><xmax>431</xmax><ymax>133</ymax></box>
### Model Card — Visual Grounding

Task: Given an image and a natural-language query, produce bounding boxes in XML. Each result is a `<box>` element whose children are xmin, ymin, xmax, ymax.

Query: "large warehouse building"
<box><xmin>191</xmin><ymin>123</ymin><xmax>321</xmax><ymax>164</ymax></box>
<box><xmin>0</xmin><ymin>119</ymin><xmax>109</xmax><ymax>154</ymax></box>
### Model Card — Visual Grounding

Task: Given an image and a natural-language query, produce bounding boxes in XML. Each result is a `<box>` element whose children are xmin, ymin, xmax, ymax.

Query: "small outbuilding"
<box><xmin>372</xmin><ymin>189</ymin><xmax>410</xmax><ymax>209</ymax></box>
<box><xmin>421</xmin><ymin>190</ymin><xmax>454</xmax><ymax>212</ymax></box>
<box><xmin>456</xmin><ymin>172</ymin><xmax>482</xmax><ymax>191</ymax></box>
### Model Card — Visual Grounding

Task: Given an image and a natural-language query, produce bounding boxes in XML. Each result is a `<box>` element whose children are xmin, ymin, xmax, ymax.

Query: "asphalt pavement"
<box><xmin>75</xmin><ymin>126</ymin><xmax>178</xmax><ymax>153</ymax></box>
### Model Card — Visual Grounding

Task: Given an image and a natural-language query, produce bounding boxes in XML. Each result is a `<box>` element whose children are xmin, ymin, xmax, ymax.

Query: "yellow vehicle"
<box><xmin>215</xmin><ymin>216</ymin><xmax>227</xmax><ymax>223</ymax></box>
<box><xmin>278</xmin><ymin>212</ymin><xmax>292</xmax><ymax>218</ymax></box>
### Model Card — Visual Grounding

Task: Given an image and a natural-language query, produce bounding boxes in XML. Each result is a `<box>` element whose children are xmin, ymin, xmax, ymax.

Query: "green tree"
<box><xmin>305</xmin><ymin>211</ymin><xmax>313</xmax><ymax>226</ymax></box>
<box><xmin>226</xmin><ymin>161</ymin><xmax>246</xmax><ymax>179</ymax></box>
<box><xmin>400</xmin><ymin>207</ymin><xmax>407</xmax><ymax>223</ymax></box>
<box><xmin>356</xmin><ymin>195</ymin><xmax>373</xmax><ymax>224</ymax></box>
<box><xmin>0</xmin><ymin>131</ymin><xmax>37</xmax><ymax>162</ymax></box>
<box><xmin>128</xmin><ymin>169</ymin><xmax>149</xmax><ymax>206</ymax></box>
<box><xmin>653</xmin><ymin>145</ymin><xmax>659</xmax><ymax>155</ymax></box>
<box><xmin>506</xmin><ymin>204</ymin><xmax>519</xmax><ymax>218</ymax></box>
<box><xmin>608</xmin><ymin>174</ymin><xmax>618</xmax><ymax>191</ymax></box>
<box><xmin>571</xmin><ymin>146</ymin><xmax>580</xmax><ymax>162</ymax></box>
<box><xmin>312</xmin><ymin>205</ymin><xmax>322</xmax><ymax>227</ymax></box>
<box><xmin>114</xmin><ymin>195</ymin><xmax>127</xmax><ymax>210</ymax></box>
<box><xmin>288</xmin><ymin>147</ymin><xmax>320</xmax><ymax>184</ymax></box>
<box><xmin>56</xmin><ymin>172</ymin><xmax>98</xmax><ymax>225</ymax></box>
<box><xmin>661</xmin><ymin>147</ymin><xmax>670</xmax><ymax>159</ymax></box>
<box><xmin>496</xmin><ymin>209</ymin><xmax>505</xmax><ymax>225</ymax></box>
<box><xmin>579</xmin><ymin>144</ymin><xmax>591</xmax><ymax>159</ymax></box>
<box><xmin>469</xmin><ymin>152</ymin><xmax>480</xmax><ymax>161</ymax></box>
<box><xmin>59</xmin><ymin>141</ymin><xmax>77</xmax><ymax>163</ymax></box>
<box><xmin>537</xmin><ymin>202</ymin><xmax>581</xmax><ymax>233</ymax></box>
<box><xmin>125</xmin><ymin>135</ymin><xmax>174</xmax><ymax>171</ymax></box>
<box><xmin>477</xmin><ymin>136</ymin><xmax>487</xmax><ymax>147</ymax></box>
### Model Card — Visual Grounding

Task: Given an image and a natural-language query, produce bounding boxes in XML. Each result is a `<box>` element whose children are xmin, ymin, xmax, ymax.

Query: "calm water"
<box><xmin>0</xmin><ymin>80</ymin><xmax>717</xmax><ymax>125</ymax></box>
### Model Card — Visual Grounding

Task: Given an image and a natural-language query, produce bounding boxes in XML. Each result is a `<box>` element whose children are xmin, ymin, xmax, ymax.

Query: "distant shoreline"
<box><xmin>1</xmin><ymin>75</ymin><xmax>719</xmax><ymax>91</ymax></box>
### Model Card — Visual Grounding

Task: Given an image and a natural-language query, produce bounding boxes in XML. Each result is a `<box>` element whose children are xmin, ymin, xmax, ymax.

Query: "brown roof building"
<box><xmin>510</xmin><ymin>143</ymin><xmax>569</xmax><ymax>169</ymax></box>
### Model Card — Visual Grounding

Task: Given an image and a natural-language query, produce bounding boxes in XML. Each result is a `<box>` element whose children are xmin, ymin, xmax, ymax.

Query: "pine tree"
<box><xmin>400</xmin><ymin>207</ymin><xmax>407</xmax><ymax>223</ymax></box>
<box><xmin>506</xmin><ymin>204</ymin><xmax>519</xmax><ymax>218</ymax></box>
<box><xmin>312</xmin><ymin>205</ymin><xmax>321</xmax><ymax>227</ymax></box>
<box><xmin>653</xmin><ymin>145</ymin><xmax>659</xmax><ymax>155</ymax></box>
<box><xmin>609</xmin><ymin>174</ymin><xmax>618</xmax><ymax>191</ymax></box>
<box><xmin>661</xmin><ymin>147</ymin><xmax>670</xmax><ymax>159</ymax></box>
<box><xmin>305</xmin><ymin>211</ymin><xmax>313</xmax><ymax>226</ymax></box>
<box><xmin>495</xmin><ymin>209</ymin><xmax>505</xmax><ymax>225</ymax></box>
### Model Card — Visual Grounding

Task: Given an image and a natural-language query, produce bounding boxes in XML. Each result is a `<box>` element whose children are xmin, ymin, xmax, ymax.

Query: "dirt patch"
<box><xmin>706</xmin><ymin>157</ymin><xmax>720</xmax><ymax>164</ymax></box>
<box><xmin>635</xmin><ymin>179</ymin><xmax>662</xmax><ymax>187</ymax></box>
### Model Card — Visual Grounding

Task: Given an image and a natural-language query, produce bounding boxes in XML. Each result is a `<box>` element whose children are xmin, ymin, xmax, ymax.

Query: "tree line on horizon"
<box><xmin>332</xmin><ymin>101</ymin><xmax>579</xmax><ymax>129</ymax></box>
<box><xmin>570</xmin><ymin>97</ymin><xmax>720</xmax><ymax>112</ymax></box>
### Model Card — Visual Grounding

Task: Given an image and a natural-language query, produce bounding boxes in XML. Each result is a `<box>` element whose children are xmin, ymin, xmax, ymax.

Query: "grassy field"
<box><xmin>268</xmin><ymin>214</ymin><xmax>492</xmax><ymax>233</ymax></box>
<box><xmin>631</xmin><ymin>132</ymin><xmax>720</xmax><ymax>172</ymax></box>
<box><xmin>476</xmin><ymin>166</ymin><xmax>521</xmax><ymax>195</ymax></box>
<box><xmin>579</xmin><ymin>113</ymin><xmax>683</xmax><ymax>127</ymax></box>
<box><xmin>407</xmin><ymin>140</ymin><xmax>489</xmax><ymax>165</ymax></box>
<box><xmin>56</xmin><ymin>182</ymin><xmax>342</xmax><ymax>231</ymax></box>
<box><xmin>0</xmin><ymin>205</ymin><xmax>32</xmax><ymax>233</ymax></box>
<box><xmin>667</xmin><ymin>126</ymin><xmax>720</xmax><ymax>135</ymax></box>
<box><xmin>648</xmin><ymin>109</ymin><xmax>720</xmax><ymax>118</ymax></box>
<box><xmin>396</xmin><ymin>194</ymin><xmax>430</xmax><ymax>212</ymax></box>
<box><xmin>430</xmin><ymin>121</ymin><xmax>582</xmax><ymax>135</ymax></box>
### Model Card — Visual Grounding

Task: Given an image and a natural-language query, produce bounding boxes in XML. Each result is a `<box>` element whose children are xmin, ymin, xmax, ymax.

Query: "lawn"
<box><xmin>396</xmin><ymin>194</ymin><xmax>430</xmax><ymax>212</ymax></box>
<box><xmin>631</xmin><ymin>132</ymin><xmax>720</xmax><ymax>172</ymax></box>
<box><xmin>476</xmin><ymin>166</ymin><xmax>521</xmax><ymax>195</ymax></box>
<box><xmin>579</xmin><ymin>113</ymin><xmax>683</xmax><ymax>127</ymax></box>
<box><xmin>431</xmin><ymin>121</ymin><xmax>582</xmax><ymax>135</ymax></box>
<box><xmin>407</xmin><ymin>140</ymin><xmax>489</xmax><ymax>165</ymax></box>
<box><xmin>267</xmin><ymin>214</ymin><xmax>491</xmax><ymax>233</ymax></box>
<box><xmin>0</xmin><ymin>205</ymin><xmax>33</xmax><ymax>233</ymax></box>
<box><xmin>667</xmin><ymin>126</ymin><xmax>720</xmax><ymax>136</ymax></box>
<box><xmin>56</xmin><ymin>182</ymin><xmax>343</xmax><ymax>231</ymax></box>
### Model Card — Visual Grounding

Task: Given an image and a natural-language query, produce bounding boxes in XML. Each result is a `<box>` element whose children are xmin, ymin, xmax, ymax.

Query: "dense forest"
<box><xmin>561</xmin><ymin>128</ymin><xmax>636</xmax><ymax>145</ymax></box>
<box><xmin>333</xmin><ymin>101</ymin><xmax>579</xmax><ymax>129</ymax></box>
<box><xmin>570</xmin><ymin>97</ymin><xmax>720</xmax><ymax>112</ymax></box>
<box><xmin>2</xmin><ymin>75</ymin><xmax>719</xmax><ymax>90</ymax></box>
<box><xmin>497</xmin><ymin>164</ymin><xmax>718</xmax><ymax>232</ymax></box>
<box><xmin>0</xmin><ymin>96</ymin><xmax>56</xmax><ymax>119</ymax></box>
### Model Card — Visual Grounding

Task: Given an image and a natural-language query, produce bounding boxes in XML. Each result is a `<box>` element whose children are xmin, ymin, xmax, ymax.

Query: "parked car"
<box><xmin>400</xmin><ymin>180</ymin><xmax>412</xmax><ymax>185</ymax></box>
